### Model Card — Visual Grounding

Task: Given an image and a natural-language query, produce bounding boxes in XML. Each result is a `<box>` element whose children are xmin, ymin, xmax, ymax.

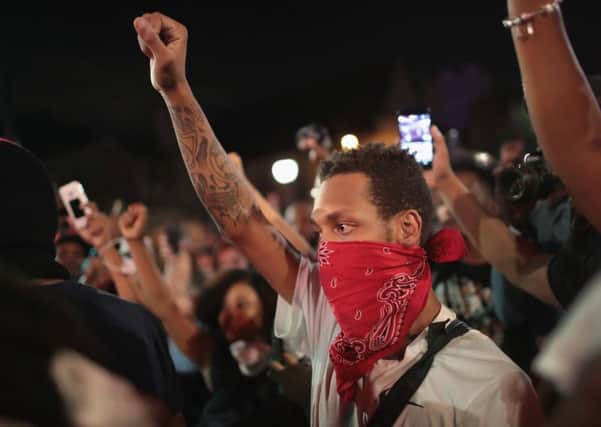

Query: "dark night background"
<box><xmin>1</xmin><ymin>5</ymin><xmax>598</xmax><ymax>219</ymax></box>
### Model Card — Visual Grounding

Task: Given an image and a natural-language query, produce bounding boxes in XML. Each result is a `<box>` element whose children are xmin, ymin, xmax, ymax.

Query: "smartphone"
<box><xmin>397</xmin><ymin>109</ymin><xmax>433</xmax><ymax>168</ymax></box>
<box><xmin>58</xmin><ymin>180</ymin><xmax>89</xmax><ymax>229</ymax></box>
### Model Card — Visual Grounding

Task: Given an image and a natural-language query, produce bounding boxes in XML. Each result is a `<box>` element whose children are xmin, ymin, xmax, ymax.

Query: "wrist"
<box><xmin>125</xmin><ymin>236</ymin><xmax>145</xmax><ymax>245</ymax></box>
<box><xmin>508</xmin><ymin>0</ymin><xmax>560</xmax><ymax>20</ymax></box>
<box><xmin>159</xmin><ymin>80</ymin><xmax>192</xmax><ymax>101</ymax></box>
<box><xmin>98</xmin><ymin>243</ymin><xmax>117</xmax><ymax>257</ymax></box>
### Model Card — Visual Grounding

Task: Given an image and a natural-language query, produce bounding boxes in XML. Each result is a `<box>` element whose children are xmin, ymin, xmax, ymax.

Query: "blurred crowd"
<box><xmin>3</xmin><ymin>2</ymin><xmax>601</xmax><ymax>426</ymax></box>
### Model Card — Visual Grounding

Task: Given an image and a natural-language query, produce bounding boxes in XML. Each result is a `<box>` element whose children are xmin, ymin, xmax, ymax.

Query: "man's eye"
<box><xmin>335</xmin><ymin>224</ymin><xmax>352</xmax><ymax>234</ymax></box>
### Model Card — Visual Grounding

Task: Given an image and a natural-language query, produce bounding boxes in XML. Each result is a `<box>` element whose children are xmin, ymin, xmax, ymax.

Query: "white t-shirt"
<box><xmin>293</xmin><ymin>257</ymin><xmax>543</xmax><ymax>427</ymax></box>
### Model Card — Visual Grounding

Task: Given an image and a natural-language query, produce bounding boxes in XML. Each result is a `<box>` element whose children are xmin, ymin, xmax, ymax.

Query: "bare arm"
<box><xmin>119</xmin><ymin>204</ymin><xmax>214</xmax><ymax>368</ymax></box>
<box><xmin>508</xmin><ymin>0</ymin><xmax>601</xmax><ymax>232</ymax></box>
<box><xmin>97</xmin><ymin>246</ymin><xmax>139</xmax><ymax>302</ymax></box>
<box><xmin>228</xmin><ymin>152</ymin><xmax>314</xmax><ymax>258</ymax></box>
<box><xmin>73</xmin><ymin>204</ymin><xmax>138</xmax><ymax>302</ymax></box>
<box><xmin>134</xmin><ymin>13</ymin><xmax>301</xmax><ymax>302</ymax></box>
<box><xmin>431</xmin><ymin>127</ymin><xmax>560</xmax><ymax>307</ymax></box>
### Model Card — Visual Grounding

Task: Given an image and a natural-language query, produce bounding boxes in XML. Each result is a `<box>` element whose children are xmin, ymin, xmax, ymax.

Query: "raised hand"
<box><xmin>430</xmin><ymin>125</ymin><xmax>455</xmax><ymax>191</ymax></box>
<box><xmin>71</xmin><ymin>202</ymin><xmax>118</xmax><ymax>250</ymax></box>
<box><xmin>118</xmin><ymin>203</ymin><xmax>149</xmax><ymax>241</ymax></box>
<box><xmin>133</xmin><ymin>12</ymin><xmax>188</xmax><ymax>93</ymax></box>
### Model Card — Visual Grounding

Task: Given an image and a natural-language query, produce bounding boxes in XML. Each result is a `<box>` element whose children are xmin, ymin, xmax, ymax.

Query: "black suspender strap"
<box><xmin>367</xmin><ymin>319</ymin><xmax>471</xmax><ymax>427</ymax></box>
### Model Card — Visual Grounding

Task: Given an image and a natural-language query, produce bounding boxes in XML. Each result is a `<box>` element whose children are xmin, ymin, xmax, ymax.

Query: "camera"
<box><xmin>496</xmin><ymin>149</ymin><xmax>562</xmax><ymax>204</ymax></box>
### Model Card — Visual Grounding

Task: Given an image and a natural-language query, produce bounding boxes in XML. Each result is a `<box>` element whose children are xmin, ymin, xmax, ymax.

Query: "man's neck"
<box><xmin>386</xmin><ymin>291</ymin><xmax>442</xmax><ymax>360</ymax></box>
<box><xmin>409</xmin><ymin>291</ymin><xmax>442</xmax><ymax>337</ymax></box>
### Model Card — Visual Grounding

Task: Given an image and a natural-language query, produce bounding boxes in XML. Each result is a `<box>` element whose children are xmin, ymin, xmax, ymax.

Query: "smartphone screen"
<box><xmin>69</xmin><ymin>199</ymin><xmax>86</xmax><ymax>218</ymax></box>
<box><xmin>397</xmin><ymin>111</ymin><xmax>433</xmax><ymax>168</ymax></box>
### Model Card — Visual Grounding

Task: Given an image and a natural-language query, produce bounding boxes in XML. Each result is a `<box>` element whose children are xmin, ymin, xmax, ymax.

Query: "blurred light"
<box><xmin>474</xmin><ymin>152</ymin><xmax>494</xmax><ymax>168</ymax></box>
<box><xmin>447</xmin><ymin>128</ymin><xmax>460</xmax><ymax>148</ymax></box>
<box><xmin>310</xmin><ymin>187</ymin><xmax>320</xmax><ymax>199</ymax></box>
<box><xmin>340</xmin><ymin>134</ymin><xmax>359</xmax><ymax>151</ymax></box>
<box><xmin>272</xmin><ymin>159</ymin><xmax>299</xmax><ymax>184</ymax></box>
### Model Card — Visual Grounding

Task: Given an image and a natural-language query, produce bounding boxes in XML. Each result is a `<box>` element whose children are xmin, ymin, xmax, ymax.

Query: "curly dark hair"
<box><xmin>196</xmin><ymin>269</ymin><xmax>277</xmax><ymax>341</ymax></box>
<box><xmin>319</xmin><ymin>143</ymin><xmax>434</xmax><ymax>244</ymax></box>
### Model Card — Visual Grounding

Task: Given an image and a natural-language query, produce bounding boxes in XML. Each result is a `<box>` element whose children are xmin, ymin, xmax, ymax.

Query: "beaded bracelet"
<box><xmin>502</xmin><ymin>0</ymin><xmax>562</xmax><ymax>39</ymax></box>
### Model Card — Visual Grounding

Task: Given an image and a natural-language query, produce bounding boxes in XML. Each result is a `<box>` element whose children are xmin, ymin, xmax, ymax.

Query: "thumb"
<box><xmin>134</xmin><ymin>17</ymin><xmax>168</xmax><ymax>59</ymax></box>
<box><xmin>431</xmin><ymin>125</ymin><xmax>449</xmax><ymax>156</ymax></box>
<box><xmin>120</xmin><ymin>211</ymin><xmax>133</xmax><ymax>228</ymax></box>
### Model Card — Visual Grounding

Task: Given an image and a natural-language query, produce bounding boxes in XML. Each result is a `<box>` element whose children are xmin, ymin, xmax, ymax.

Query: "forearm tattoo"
<box><xmin>167</xmin><ymin>103</ymin><xmax>250</xmax><ymax>228</ymax></box>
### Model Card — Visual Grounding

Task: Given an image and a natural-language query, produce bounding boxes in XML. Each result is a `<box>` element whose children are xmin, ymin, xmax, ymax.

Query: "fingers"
<box><xmin>119</xmin><ymin>210</ymin><xmax>135</xmax><ymax>228</ymax></box>
<box><xmin>431</xmin><ymin>125</ymin><xmax>447</xmax><ymax>154</ymax></box>
<box><xmin>149</xmin><ymin>12</ymin><xmax>187</xmax><ymax>46</ymax></box>
<box><xmin>88</xmin><ymin>222</ymin><xmax>104</xmax><ymax>238</ymax></box>
<box><xmin>128</xmin><ymin>203</ymin><xmax>148</xmax><ymax>222</ymax></box>
<box><xmin>133</xmin><ymin>15</ymin><xmax>169</xmax><ymax>60</ymax></box>
<box><xmin>82</xmin><ymin>201</ymin><xmax>98</xmax><ymax>216</ymax></box>
<box><xmin>269</xmin><ymin>351</ymin><xmax>300</xmax><ymax>373</ymax></box>
<box><xmin>282</xmin><ymin>351</ymin><xmax>299</xmax><ymax>366</ymax></box>
<box><xmin>66</xmin><ymin>216</ymin><xmax>76</xmax><ymax>229</ymax></box>
<box><xmin>269</xmin><ymin>360</ymin><xmax>285</xmax><ymax>372</ymax></box>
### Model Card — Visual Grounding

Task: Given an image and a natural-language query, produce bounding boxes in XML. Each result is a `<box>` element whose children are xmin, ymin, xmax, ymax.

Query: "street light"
<box><xmin>272</xmin><ymin>158</ymin><xmax>299</xmax><ymax>184</ymax></box>
<box><xmin>340</xmin><ymin>134</ymin><xmax>359</xmax><ymax>151</ymax></box>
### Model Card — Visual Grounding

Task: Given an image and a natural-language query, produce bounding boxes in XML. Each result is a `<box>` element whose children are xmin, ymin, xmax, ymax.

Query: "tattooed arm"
<box><xmin>133</xmin><ymin>12</ymin><xmax>300</xmax><ymax>301</ymax></box>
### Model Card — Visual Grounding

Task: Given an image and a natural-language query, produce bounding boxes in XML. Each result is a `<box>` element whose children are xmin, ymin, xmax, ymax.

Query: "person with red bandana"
<box><xmin>133</xmin><ymin>11</ymin><xmax>544</xmax><ymax>426</ymax></box>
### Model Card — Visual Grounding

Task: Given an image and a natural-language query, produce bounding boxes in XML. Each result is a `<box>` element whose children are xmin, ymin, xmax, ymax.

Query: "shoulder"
<box><xmin>437</xmin><ymin>328</ymin><xmax>524</xmax><ymax>376</ymax></box>
<box><xmin>432</xmin><ymin>328</ymin><xmax>533</xmax><ymax>399</ymax></box>
<box><xmin>426</xmin><ymin>330</ymin><xmax>543</xmax><ymax>425</ymax></box>
<box><xmin>43</xmin><ymin>281</ymin><xmax>164</xmax><ymax>334</ymax></box>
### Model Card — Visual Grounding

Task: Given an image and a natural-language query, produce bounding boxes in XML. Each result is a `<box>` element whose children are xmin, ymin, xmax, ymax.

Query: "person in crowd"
<box><xmin>54</xmin><ymin>228</ymin><xmax>90</xmax><ymax>280</ymax></box>
<box><xmin>428</xmin><ymin>143</ymin><xmax>562</xmax><ymax>370</ymax></box>
<box><xmin>115</xmin><ymin>202</ymin><xmax>307</xmax><ymax>426</ymax></box>
<box><xmin>505</xmin><ymin>0</ymin><xmax>601</xmax><ymax>423</ymax></box>
<box><xmin>506</xmin><ymin>0</ymin><xmax>601</xmax><ymax>235</ymax></box>
<box><xmin>74</xmin><ymin>203</ymin><xmax>211</xmax><ymax>426</ymax></box>
<box><xmin>215</xmin><ymin>240</ymin><xmax>250</xmax><ymax>271</ymax></box>
<box><xmin>285</xmin><ymin>199</ymin><xmax>319</xmax><ymax>249</ymax></box>
<box><xmin>81</xmin><ymin>254</ymin><xmax>117</xmax><ymax>294</ymax></box>
<box><xmin>0</xmin><ymin>269</ymin><xmax>175</xmax><ymax>427</ymax></box>
<box><xmin>296</xmin><ymin>123</ymin><xmax>334</xmax><ymax>201</ymax></box>
<box><xmin>228</xmin><ymin>151</ymin><xmax>314</xmax><ymax>412</ymax></box>
<box><xmin>133</xmin><ymin>12</ymin><xmax>544</xmax><ymax>425</ymax></box>
<box><xmin>430</xmin><ymin>124</ymin><xmax>601</xmax><ymax>310</ymax></box>
<box><xmin>0</xmin><ymin>140</ymin><xmax>181</xmax><ymax>418</ymax></box>
<box><xmin>429</xmin><ymin>150</ymin><xmax>500</xmax><ymax>340</ymax></box>
<box><xmin>296</xmin><ymin>123</ymin><xmax>333</xmax><ymax>165</ymax></box>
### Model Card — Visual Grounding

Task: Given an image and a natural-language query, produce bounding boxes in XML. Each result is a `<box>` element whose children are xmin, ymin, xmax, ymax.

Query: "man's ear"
<box><xmin>391</xmin><ymin>210</ymin><xmax>423</xmax><ymax>246</ymax></box>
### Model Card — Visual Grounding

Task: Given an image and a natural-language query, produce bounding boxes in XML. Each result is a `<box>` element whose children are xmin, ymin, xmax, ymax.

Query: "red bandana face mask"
<box><xmin>317</xmin><ymin>228</ymin><xmax>467</xmax><ymax>402</ymax></box>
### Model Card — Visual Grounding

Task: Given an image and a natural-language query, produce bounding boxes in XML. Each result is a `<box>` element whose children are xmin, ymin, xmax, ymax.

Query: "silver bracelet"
<box><xmin>98</xmin><ymin>237</ymin><xmax>138</xmax><ymax>275</ymax></box>
<box><xmin>502</xmin><ymin>0</ymin><xmax>562</xmax><ymax>38</ymax></box>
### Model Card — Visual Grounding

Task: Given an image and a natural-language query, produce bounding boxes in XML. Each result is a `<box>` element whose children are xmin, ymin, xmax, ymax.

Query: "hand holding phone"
<box><xmin>58</xmin><ymin>181</ymin><xmax>89</xmax><ymax>229</ymax></box>
<box><xmin>397</xmin><ymin>109</ymin><xmax>434</xmax><ymax>168</ymax></box>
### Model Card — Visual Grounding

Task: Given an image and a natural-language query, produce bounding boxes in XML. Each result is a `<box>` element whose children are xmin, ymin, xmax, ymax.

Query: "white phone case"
<box><xmin>58</xmin><ymin>180</ymin><xmax>89</xmax><ymax>229</ymax></box>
